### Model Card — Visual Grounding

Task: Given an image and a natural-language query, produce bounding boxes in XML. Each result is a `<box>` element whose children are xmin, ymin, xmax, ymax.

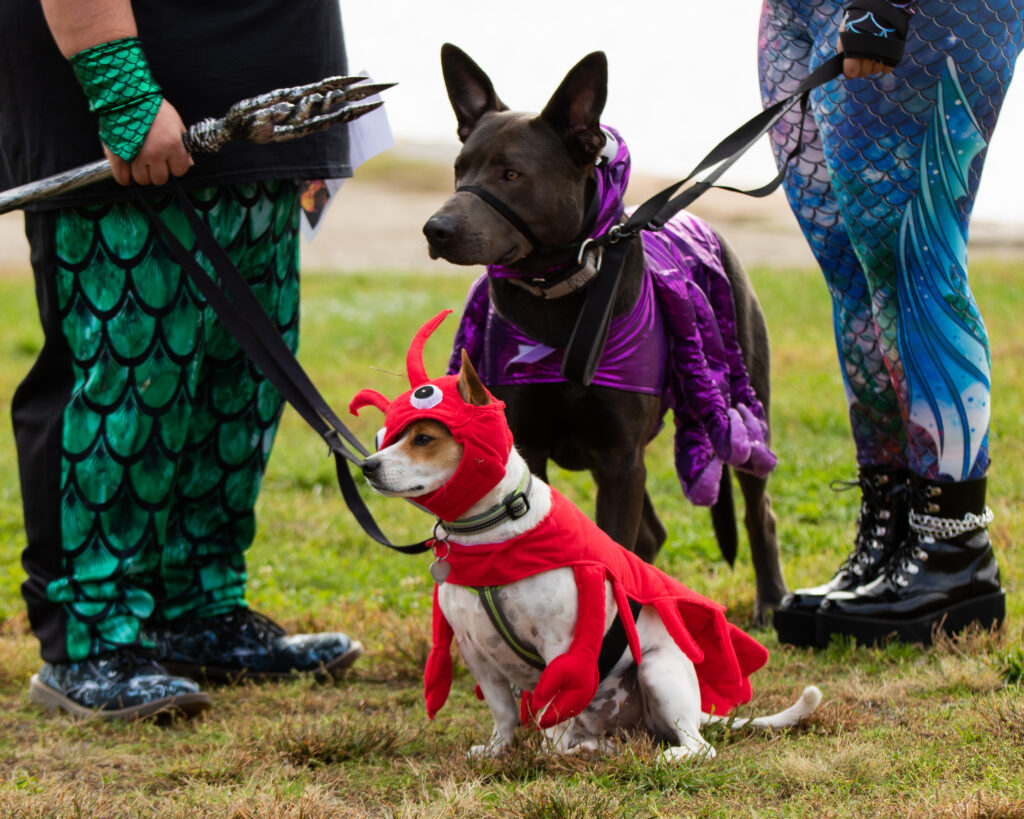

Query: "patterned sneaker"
<box><xmin>28</xmin><ymin>649</ymin><xmax>211</xmax><ymax>720</ymax></box>
<box><xmin>155</xmin><ymin>607</ymin><xmax>363</xmax><ymax>682</ymax></box>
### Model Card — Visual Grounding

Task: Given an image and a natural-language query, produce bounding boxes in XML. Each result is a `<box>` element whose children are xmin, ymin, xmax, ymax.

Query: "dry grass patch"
<box><xmin>774</xmin><ymin>739</ymin><xmax>886</xmax><ymax>791</ymax></box>
<box><xmin>914</xmin><ymin>794</ymin><xmax>1024</xmax><ymax>819</ymax></box>
<box><xmin>270</xmin><ymin>712</ymin><xmax>420</xmax><ymax>767</ymax></box>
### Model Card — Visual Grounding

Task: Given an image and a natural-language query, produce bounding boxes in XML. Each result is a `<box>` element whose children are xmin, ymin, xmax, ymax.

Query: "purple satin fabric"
<box><xmin>453</xmin><ymin>266</ymin><xmax>668</xmax><ymax>396</ymax></box>
<box><xmin>448</xmin><ymin>128</ymin><xmax>776</xmax><ymax>506</ymax></box>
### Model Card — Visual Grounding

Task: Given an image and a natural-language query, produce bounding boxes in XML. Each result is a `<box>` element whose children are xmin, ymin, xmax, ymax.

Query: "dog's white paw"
<box><xmin>467</xmin><ymin>738</ymin><xmax>509</xmax><ymax>758</ymax></box>
<box><xmin>662</xmin><ymin>740</ymin><xmax>716</xmax><ymax>763</ymax></box>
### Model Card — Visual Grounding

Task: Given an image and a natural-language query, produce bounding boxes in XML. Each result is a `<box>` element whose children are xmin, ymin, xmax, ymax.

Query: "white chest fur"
<box><xmin>437</xmin><ymin>568</ymin><xmax>620</xmax><ymax>691</ymax></box>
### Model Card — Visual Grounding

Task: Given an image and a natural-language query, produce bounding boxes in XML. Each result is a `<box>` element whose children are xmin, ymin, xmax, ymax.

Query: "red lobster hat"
<box><xmin>348</xmin><ymin>310</ymin><xmax>514</xmax><ymax>521</ymax></box>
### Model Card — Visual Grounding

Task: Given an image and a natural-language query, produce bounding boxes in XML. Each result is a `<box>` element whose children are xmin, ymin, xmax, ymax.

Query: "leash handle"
<box><xmin>137</xmin><ymin>184</ymin><xmax>431</xmax><ymax>555</ymax></box>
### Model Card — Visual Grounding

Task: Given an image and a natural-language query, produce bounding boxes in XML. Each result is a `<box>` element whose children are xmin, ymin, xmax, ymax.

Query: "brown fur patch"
<box><xmin>396</xmin><ymin>419</ymin><xmax>463</xmax><ymax>475</ymax></box>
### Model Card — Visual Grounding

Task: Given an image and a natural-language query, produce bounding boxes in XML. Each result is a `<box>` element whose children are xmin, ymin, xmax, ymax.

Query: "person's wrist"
<box><xmin>69</xmin><ymin>37</ymin><xmax>164</xmax><ymax>162</ymax></box>
<box><xmin>839</xmin><ymin>0</ymin><xmax>911</xmax><ymax>68</ymax></box>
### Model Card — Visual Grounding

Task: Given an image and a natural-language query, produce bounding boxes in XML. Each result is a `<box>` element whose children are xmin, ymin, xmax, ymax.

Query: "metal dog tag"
<box><xmin>430</xmin><ymin>558</ymin><xmax>451</xmax><ymax>584</ymax></box>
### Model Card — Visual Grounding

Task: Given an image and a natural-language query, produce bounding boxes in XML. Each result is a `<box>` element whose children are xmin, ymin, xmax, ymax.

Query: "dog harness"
<box><xmin>449</xmin><ymin>128</ymin><xmax>776</xmax><ymax>506</ymax></box>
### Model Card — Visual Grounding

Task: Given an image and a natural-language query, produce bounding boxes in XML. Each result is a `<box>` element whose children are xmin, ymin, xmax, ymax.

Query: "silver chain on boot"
<box><xmin>908</xmin><ymin>484</ymin><xmax>993</xmax><ymax>541</ymax></box>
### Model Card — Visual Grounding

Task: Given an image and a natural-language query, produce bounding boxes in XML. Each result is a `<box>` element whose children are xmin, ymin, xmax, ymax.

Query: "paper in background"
<box><xmin>299</xmin><ymin>73</ymin><xmax>395</xmax><ymax>242</ymax></box>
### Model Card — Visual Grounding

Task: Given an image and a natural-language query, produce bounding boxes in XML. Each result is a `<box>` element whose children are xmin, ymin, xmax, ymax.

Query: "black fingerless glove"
<box><xmin>840</xmin><ymin>0</ymin><xmax>913</xmax><ymax>67</ymax></box>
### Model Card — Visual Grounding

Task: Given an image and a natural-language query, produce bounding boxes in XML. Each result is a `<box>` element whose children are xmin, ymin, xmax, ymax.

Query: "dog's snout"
<box><xmin>423</xmin><ymin>213</ymin><xmax>458</xmax><ymax>248</ymax></box>
<box><xmin>361</xmin><ymin>457</ymin><xmax>380</xmax><ymax>476</ymax></box>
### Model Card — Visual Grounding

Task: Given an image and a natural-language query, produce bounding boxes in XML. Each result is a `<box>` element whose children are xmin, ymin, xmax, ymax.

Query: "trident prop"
<box><xmin>0</xmin><ymin>75</ymin><xmax>394</xmax><ymax>215</ymax></box>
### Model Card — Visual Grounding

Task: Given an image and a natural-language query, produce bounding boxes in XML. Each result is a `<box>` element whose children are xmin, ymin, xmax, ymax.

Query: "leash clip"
<box><xmin>606</xmin><ymin>224</ymin><xmax>629</xmax><ymax>244</ymax></box>
<box><xmin>322</xmin><ymin>428</ymin><xmax>345</xmax><ymax>456</ymax></box>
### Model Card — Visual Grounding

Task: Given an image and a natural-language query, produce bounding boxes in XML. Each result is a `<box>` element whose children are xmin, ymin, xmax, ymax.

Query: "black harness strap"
<box><xmin>474</xmin><ymin>586</ymin><xmax>643</xmax><ymax>680</ymax></box>
<box><xmin>136</xmin><ymin>184</ymin><xmax>432</xmax><ymax>555</ymax></box>
<box><xmin>457</xmin><ymin>184</ymin><xmax>545</xmax><ymax>251</ymax></box>
<box><xmin>597</xmin><ymin>598</ymin><xmax>644</xmax><ymax>679</ymax></box>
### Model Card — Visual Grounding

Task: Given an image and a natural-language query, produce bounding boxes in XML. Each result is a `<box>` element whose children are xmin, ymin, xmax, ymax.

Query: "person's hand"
<box><xmin>839</xmin><ymin>22</ymin><xmax>897</xmax><ymax>79</ymax></box>
<box><xmin>842</xmin><ymin>54</ymin><xmax>896</xmax><ymax>79</ymax></box>
<box><xmin>105</xmin><ymin>99</ymin><xmax>194</xmax><ymax>186</ymax></box>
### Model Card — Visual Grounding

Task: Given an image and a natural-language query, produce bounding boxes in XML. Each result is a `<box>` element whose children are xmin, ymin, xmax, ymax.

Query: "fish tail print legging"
<box><xmin>759</xmin><ymin>0</ymin><xmax>1023</xmax><ymax>480</ymax></box>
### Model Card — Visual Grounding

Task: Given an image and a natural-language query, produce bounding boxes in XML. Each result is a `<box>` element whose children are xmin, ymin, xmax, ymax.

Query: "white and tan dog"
<box><xmin>358</xmin><ymin>343</ymin><xmax>820</xmax><ymax>761</ymax></box>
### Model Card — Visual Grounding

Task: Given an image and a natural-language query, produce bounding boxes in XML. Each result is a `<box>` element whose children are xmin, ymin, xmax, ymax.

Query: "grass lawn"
<box><xmin>0</xmin><ymin>258</ymin><xmax>1021</xmax><ymax>817</ymax></box>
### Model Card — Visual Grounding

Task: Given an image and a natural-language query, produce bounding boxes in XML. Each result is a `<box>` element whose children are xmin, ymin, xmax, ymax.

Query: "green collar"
<box><xmin>436</xmin><ymin>472</ymin><xmax>532</xmax><ymax>538</ymax></box>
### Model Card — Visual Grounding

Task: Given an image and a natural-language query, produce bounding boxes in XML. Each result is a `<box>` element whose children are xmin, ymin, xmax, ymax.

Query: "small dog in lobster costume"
<box><xmin>351</xmin><ymin>312</ymin><xmax>819</xmax><ymax>758</ymax></box>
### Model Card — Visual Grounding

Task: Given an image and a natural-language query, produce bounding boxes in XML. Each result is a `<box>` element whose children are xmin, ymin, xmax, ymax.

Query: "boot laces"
<box><xmin>90</xmin><ymin>647</ymin><xmax>162</xmax><ymax>680</ymax></box>
<box><xmin>882</xmin><ymin>540</ymin><xmax>929</xmax><ymax>587</ymax></box>
<box><xmin>831</xmin><ymin>472</ymin><xmax>905</xmax><ymax>574</ymax></box>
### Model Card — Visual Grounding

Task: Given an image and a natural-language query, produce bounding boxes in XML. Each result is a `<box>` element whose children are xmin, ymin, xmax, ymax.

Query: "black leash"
<box><xmin>560</xmin><ymin>54</ymin><xmax>845</xmax><ymax>385</ymax></box>
<box><xmin>136</xmin><ymin>184</ymin><xmax>432</xmax><ymax>555</ymax></box>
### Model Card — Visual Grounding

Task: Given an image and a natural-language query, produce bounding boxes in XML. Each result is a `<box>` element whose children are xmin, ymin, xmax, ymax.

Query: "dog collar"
<box><xmin>436</xmin><ymin>472</ymin><xmax>532</xmax><ymax>537</ymax></box>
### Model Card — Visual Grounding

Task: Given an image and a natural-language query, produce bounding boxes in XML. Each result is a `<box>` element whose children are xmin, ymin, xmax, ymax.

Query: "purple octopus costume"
<box><xmin>448</xmin><ymin>128</ymin><xmax>776</xmax><ymax>507</ymax></box>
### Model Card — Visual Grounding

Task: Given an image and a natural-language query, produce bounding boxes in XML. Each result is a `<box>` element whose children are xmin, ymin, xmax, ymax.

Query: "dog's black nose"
<box><xmin>423</xmin><ymin>213</ymin><xmax>458</xmax><ymax>247</ymax></box>
<box><xmin>361</xmin><ymin>458</ymin><xmax>380</xmax><ymax>476</ymax></box>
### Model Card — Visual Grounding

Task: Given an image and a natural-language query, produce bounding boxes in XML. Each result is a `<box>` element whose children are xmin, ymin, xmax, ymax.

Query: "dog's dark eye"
<box><xmin>413</xmin><ymin>433</ymin><xmax>434</xmax><ymax>446</ymax></box>
<box><xmin>503</xmin><ymin>170</ymin><xmax>520</xmax><ymax>181</ymax></box>
<box><xmin>410</xmin><ymin>384</ymin><xmax>444</xmax><ymax>410</ymax></box>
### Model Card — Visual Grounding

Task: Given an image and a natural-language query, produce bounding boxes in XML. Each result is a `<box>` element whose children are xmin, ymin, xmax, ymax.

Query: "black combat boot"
<box><xmin>774</xmin><ymin>466</ymin><xmax>908</xmax><ymax>647</ymax></box>
<box><xmin>816</xmin><ymin>474</ymin><xmax>1004</xmax><ymax>646</ymax></box>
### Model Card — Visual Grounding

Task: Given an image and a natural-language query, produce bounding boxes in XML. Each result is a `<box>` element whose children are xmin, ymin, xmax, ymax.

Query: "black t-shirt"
<box><xmin>0</xmin><ymin>0</ymin><xmax>352</xmax><ymax>208</ymax></box>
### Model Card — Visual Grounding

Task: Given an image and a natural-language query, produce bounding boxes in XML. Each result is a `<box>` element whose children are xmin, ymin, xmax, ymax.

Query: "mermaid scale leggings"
<box><xmin>758</xmin><ymin>0</ymin><xmax>1024</xmax><ymax>480</ymax></box>
<box><xmin>14</xmin><ymin>181</ymin><xmax>300</xmax><ymax>663</ymax></box>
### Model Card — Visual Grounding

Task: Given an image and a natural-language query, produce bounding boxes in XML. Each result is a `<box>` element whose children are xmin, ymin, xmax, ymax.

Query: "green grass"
<box><xmin>0</xmin><ymin>260</ymin><xmax>1022</xmax><ymax>817</ymax></box>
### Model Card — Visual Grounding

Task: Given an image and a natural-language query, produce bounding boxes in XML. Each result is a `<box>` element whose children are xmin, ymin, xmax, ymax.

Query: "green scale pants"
<box><xmin>14</xmin><ymin>181</ymin><xmax>300</xmax><ymax>663</ymax></box>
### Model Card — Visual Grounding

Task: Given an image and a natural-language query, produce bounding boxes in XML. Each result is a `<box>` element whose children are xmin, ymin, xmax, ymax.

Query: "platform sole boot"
<box><xmin>774</xmin><ymin>466</ymin><xmax>908</xmax><ymax>647</ymax></box>
<box><xmin>816</xmin><ymin>474</ymin><xmax>1005</xmax><ymax>646</ymax></box>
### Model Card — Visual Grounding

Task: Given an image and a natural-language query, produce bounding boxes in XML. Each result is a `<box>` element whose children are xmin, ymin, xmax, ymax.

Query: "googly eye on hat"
<box><xmin>410</xmin><ymin>384</ymin><xmax>444</xmax><ymax>409</ymax></box>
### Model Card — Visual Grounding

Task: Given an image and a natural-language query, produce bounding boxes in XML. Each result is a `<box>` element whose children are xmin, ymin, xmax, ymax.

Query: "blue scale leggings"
<box><xmin>758</xmin><ymin>0</ymin><xmax>1024</xmax><ymax>480</ymax></box>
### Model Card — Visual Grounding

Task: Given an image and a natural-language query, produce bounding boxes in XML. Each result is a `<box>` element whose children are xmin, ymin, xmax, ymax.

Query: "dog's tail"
<box><xmin>710</xmin><ymin>467</ymin><xmax>738</xmax><ymax>567</ymax></box>
<box><xmin>701</xmin><ymin>685</ymin><xmax>822</xmax><ymax>729</ymax></box>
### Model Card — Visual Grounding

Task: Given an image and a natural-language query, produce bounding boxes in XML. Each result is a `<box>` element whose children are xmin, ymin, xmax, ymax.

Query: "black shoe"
<box><xmin>28</xmin><ymin>648</ymin><xmax>211</xmax><ymax>720</ymax></box>
<box><xmin>817</xmin><ymin>475</ymin><xmax>1005</xmax><ymax>646</ymax></box>
<box><xmin>774</xmin><ymin>466</ymin><xmax>909</xmax><ymax>647</ymax></box>
<box><xmin>154</xmin><ymin>607</ymin><xmax>363</xmax><ymax>682</ymax></box>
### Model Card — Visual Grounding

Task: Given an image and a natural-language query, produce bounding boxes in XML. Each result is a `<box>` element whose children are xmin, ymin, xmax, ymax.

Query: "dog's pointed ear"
<box><xmin>456</xmin><ymin>349</ymin><xmax>492</xmax><ymax>407</ymax></box>
<box><xmin>540</xmin><ymin>52</ymin><xmax>608</xmax><ymax>165</ymax></box>
<box><xmin>441</xmin><ymin>43</ymin><xmax>509</xmax><ymax>142</ymax></box>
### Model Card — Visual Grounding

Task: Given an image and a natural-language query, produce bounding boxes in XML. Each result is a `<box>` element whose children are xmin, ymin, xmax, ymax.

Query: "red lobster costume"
<box><xmin>350</xmin><ymin>311</ymin><xmax>769</xmax><ymax>728</ymax></box>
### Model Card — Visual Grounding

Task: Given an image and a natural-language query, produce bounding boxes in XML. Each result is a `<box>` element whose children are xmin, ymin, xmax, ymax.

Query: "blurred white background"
<box><xmin>342</xmin><ymin>0</ymin><xmax>1024</xmax><ymax>226</ymax></box>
